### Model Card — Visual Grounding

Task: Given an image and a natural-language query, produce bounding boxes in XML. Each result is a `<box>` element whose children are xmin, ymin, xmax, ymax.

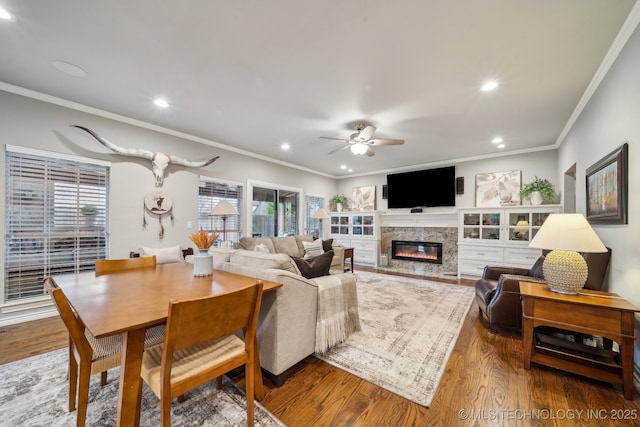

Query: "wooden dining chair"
<box><xmin>44</xmin><ymin>275</ymin><xmax>165</xmax><ymax>427</ymax></box>
<box><xmin>140</xmin><ymin>281</ymin><xmax>264</xmax><ymax>427</ymax></box>
<box><xmin>95</xmin><ymin>255</ymin><xmax>157</xmax><ymax>275</ymax></box>
<box><xmin>44</xmin><ymin>277</ymin><xmax>123</xmax><ymax>427</ymax></box>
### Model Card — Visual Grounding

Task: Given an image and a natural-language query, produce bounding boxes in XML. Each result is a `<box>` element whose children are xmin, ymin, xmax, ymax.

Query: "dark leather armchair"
<box><xmin>475</xmin><ymin>248</ymin><xmax>612</xmax><ymax>332</ymax></box>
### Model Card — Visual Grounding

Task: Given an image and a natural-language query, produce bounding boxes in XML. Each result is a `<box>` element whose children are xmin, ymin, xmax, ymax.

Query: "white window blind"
<box><xmin>304</xmin><ymin>194</ymin><xmax>325</xmax><ymax>238</ymax></box>
<box><xmin>4</xmin><ymin>148</ymin><xmax>110</xmax><ymax>302</ymax></box>
<box><xmin>198</xmin><ymin>179</ymin><xmax>242</xmax><ymax>243</ymax></box>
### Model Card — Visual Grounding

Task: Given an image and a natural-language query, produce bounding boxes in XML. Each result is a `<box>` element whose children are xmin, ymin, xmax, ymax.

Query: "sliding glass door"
<box><xmin>252</xmin><ymin>186</ymin><xmax>299</xmax><ymax>237</ymax></box>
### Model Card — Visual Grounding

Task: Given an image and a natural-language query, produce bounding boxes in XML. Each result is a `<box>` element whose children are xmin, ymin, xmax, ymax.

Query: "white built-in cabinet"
<box><xmin>329</xmin><ymin>211</ymin><xmax>379</xmax><ymax>267</ymax></box>
<box><xmin>457</xmin><ymin>205</ymin><xmax>562</xmax><ymax>277</ymax></box>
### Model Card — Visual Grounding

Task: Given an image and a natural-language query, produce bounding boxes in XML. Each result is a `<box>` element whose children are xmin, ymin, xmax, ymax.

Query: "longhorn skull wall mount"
<box><xmin>71</xmin><ymin>125</ymin><xmax>220</xmax><ymax>186</ymax></box>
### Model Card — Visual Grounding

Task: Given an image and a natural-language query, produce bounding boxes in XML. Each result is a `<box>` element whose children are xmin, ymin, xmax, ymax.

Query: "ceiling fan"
<box><xmin>320</xmin><ymin>123</ymin><xmax>404</xmax><ymax>156</ymax></box>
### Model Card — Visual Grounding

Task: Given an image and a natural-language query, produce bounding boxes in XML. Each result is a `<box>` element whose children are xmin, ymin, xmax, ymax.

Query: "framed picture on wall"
<box><xmin>585</xmin><ymin>142</ymin><xmax>628</xmax><ymax>224</ymax></box>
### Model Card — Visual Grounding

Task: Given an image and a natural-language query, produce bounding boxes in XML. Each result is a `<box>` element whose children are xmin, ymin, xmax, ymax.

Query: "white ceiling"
<box><xmin>0</xmin><ymin>1</ymin><xmax>637</xmax><ymax>177</ymax></box>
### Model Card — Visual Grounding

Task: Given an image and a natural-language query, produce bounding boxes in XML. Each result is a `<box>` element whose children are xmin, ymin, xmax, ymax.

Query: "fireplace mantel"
<box><xmin>379</xmin><ymin>211</ymin><xmax>457</xmax><ymax>228</ymax></box>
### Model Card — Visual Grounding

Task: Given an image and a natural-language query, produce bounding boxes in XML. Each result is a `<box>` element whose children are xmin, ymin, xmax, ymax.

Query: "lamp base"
<box><xmin>542</xmin><ymin>250</ymin><xmax>588</xmax><ymax>294</ymax></box>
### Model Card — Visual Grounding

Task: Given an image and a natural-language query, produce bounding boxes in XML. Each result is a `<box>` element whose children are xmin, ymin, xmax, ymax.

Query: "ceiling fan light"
<box><xmin>350</xmin><ymin>143</ymin><xmax>368</xmax><ymax>155</ymax></box>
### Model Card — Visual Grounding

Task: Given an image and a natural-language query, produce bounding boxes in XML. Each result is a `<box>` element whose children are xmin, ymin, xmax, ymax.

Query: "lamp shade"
<box><xmin>312</xmin><ymin>207</ymin><xmax>330</xmax><ymax>220</ymax></box>
<box><xmin>528</xmin><ymin>213</ymin><xmax>606</xmax><ymax>253</ymax></box>
<box><xmin>208</xmin><ymin>200</ymin><xmax>239</xmax><ymax>217</ymax></box>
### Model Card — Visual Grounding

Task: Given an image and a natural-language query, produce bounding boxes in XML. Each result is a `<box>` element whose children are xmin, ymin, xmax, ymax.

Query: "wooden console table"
<box><xmin>343</xmin><ymin>247</ymin><xmax>354</xmax><ymax>272</ymax></box>
<box><xmin>520</xmin><ymin>281</ymin><xmax>639</xmax><ymax>399</ymax></box>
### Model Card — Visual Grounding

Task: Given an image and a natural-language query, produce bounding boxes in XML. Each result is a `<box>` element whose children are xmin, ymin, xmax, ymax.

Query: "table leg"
<box><xmin>621</xmin><ymin>337</ymin><xmax>635</xmax><ymax>399</ymax></box>
<box><xmin>117</xmin><ymin>328</ymin><xmax>146</xmax><ymax>427</ymax></box>
<box><xmin>350</xmin><ymin>255</ymin><xmax>354</xmax><ymax>273</ymax></box>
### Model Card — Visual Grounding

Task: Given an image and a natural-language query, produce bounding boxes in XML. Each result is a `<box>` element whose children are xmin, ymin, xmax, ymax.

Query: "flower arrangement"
<box><xmin>519</xmin><ymin>177</ymin><xmax>555</xmax><ymax>200</ymax></box>
<box><xmin>188</xmin><ymin>228</ymin><xmax>218</xmax><ymax>249</ymax></box>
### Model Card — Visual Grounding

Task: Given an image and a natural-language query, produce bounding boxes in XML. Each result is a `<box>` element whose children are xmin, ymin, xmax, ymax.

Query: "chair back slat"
<box><xmin>95</xmin><ymin>256</ymin><xmax>157</xmax><ymax>276</ymax></box>
<box><xmin>165</xmin><ymin>282</ymin><xmax>263</xmax><ymax>353</ymax></box>
<box><xmin>43</xmin><ymin>277</ymin><xmax>94</xmax><ymax>357</ymax></box>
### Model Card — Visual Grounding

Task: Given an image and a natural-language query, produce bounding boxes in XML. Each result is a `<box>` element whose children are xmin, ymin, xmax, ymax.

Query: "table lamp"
<box><xmin>528</xmin><ymin>213</ymin><xmax>607</xmax><ymax>294</ymax></box>
<box><xmin>514</xmin><ymin>220</ymin><xmax>529</xmax><ymax>240</ymax></box>
<box><xmin>312</xmin><ymin>207</ymin><xmax>330</xmax><ymax>238</ymax></box>
<box><xmin>208</xmin><ymin>200</ymin><xmax>239</xmax><ymax>243</ymax></box>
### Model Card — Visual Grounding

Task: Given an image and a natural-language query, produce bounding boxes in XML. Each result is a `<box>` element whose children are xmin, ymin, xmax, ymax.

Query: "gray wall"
<box><xmin>0</xmin><ymin>90</ymin><xmax>337</xmax><ymax>324</ymax></box>
<box><xmin>336</xmin><ymin>150</ymin><xmax>558</xmax><ymax>212</ymax></box>
<box><xmin>557</xmin><ymin>24</ymin><xmax>640</xmax><ymax>380</ymax></box>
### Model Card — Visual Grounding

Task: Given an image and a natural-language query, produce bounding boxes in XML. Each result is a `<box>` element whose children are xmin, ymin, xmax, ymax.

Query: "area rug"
<box><xmin>316</xmin><ymin>271</ymin><xmax>475</xmax><ymax>407</ymax></box>
<box><xmin>0</xmin><ymin>349</ymin><xmax>285</xmax><ymax>426</ymax></box>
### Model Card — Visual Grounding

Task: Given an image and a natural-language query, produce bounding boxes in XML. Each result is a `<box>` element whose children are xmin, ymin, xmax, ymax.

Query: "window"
<box><xmin>251</xmin><ymin>186</ymin><xmax>299</xmax><ymax>237</ymax></box>
<box><xmin>304</xmin><ymin>194</ymin><xmax>325</xmax><ymax>238</ymax></box>
<box><xmin>4</xmin><ymin>146</ymin><xmax>110</xmax><ymax>302</ymax></box>
<box><xmin>198</xmin><ymin>178</ymin><xmax>242</xmax><ymax>243</ymax></box>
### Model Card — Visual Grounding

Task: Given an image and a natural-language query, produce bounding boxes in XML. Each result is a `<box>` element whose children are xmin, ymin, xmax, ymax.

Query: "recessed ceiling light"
<box><xmin>340</xmin><ymin>165</ymin><xmax>347</xmax><ymax>170</ymax></box>
<box><xmin>491</xmin><ymin>137</ymin><xmax>503</xmax><ymax>144</ymax></box>
<box><xmin>0</xmin><ymin>7</ymin><xmax>16</xmax><ymax>22</ymax></box>
<box><xmin>497</xmin><ymin>144</ymin><xmax>505</xmax><ymax>149</ymax></box>
<box><xmin>280</xmin><ymin>143</ymin><xmax>290</xmax><ymax>150</ymax></box>
<box><xmin>481</xmin><ymin>80</ymin><xmax>499</xmax><ymax>92</ymax></box>
<box><xmin>348</xmin><ymin>169</ymin><xmax>353</xmax><ymax>173</ymax></box>
<box><xmin>52</xmin><ymin>61</ymin><xmax>87</xmax><ymax>77</ymax></box>
<box><xmin>153</xmin><ymin>98</ymin><xmax>169</xmax><ymax>108</ymax></box>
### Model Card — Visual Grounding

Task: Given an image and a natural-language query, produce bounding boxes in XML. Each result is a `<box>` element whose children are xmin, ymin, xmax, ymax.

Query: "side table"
<box><xmin>520</xmin><ymin>281</ymin><xmax>639</xmax><ymax>399</ymax></box>
<box><xmin>343</xmin><ymin>247</ymin><xmax>354</xmax><ymax>272</ymax></box>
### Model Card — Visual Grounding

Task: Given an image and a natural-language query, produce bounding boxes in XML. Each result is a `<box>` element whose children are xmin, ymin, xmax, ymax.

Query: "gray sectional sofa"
<box><xmin>209</xmin><ymin>235</ymin><xmax>359</xmax><ymax>386</ymax></box>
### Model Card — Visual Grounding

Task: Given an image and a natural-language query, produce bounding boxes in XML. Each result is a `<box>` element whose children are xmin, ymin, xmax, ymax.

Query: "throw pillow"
<box><xmin>321</xmin><ymin>238</ymin><xmax>334</xmax><ymax>252</ymax></box>
<box><xmin>254</xmin><ymin>243</ymin><xmax>270</xmax><ymax>253</ymax></box>
<box><xmin>139</xmin><ymin>245</ymin><xmax>183</xmax><ymax>264</ymax></box>
<box><xmin>292</xmin><ymin>250</ymin><xmax>334</xmax><ymax>279</ymax></box>
<box><xmin>302</xmin><ymin>239</ymin><xmax>324</xmax><ymax>259</ymax></box>
<box><xmin>530</xmin><ymin>255</ymin><xmax>546</xmax><ymax>278</ymax></box>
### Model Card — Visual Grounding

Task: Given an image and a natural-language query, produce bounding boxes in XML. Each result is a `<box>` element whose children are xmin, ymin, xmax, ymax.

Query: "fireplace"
<box><xmin>392</xmin><ymin>240</ymin><xmax>443</xmax><ymax>264</ymax></box>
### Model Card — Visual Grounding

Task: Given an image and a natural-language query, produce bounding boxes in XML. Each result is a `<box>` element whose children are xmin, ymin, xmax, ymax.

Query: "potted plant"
<box><xmin>329</xmin><ymin>194</ymin><xmax>350</xmax><ymax>212</ymax></box>
<box><xmin>519</xmin><ymin>177</ymin><xmax>555</xmax><ymax>205</ymax></box>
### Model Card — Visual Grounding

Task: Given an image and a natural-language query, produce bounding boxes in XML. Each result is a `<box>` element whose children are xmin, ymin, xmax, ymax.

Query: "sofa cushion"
<box><xmin>238</xmin><ymin>237</ymin><xmax>276</xmax><ymax>253</ymax></box>
<box><xmin>272</xmin><ymin>236</ymin><xmax>301</xmax><ymax>257</ymax></box>
<box><xmin>292</xmin><ymin>250</ymin><xmax>334</xmax><ymax>279</ymax></box>
<box><xmin>229</xmin><ymin>250</ymin><xmax>299</xmax><ymax>275</ymax></box>
<box><xmin>139</xmin><ymin>245</ymin><xmax>183</xmax><ymax>264</ymax></box>
<box><xmin>302</xmin><ymin>239</ymin><xmax>324</xmax><ymax>258</ymax></box>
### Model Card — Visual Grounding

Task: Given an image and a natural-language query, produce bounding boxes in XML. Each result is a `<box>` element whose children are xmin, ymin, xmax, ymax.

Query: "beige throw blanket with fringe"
<box><xmin>315</xmin><ymin>274</ymin><xmax>361</xmax><ymax>354</ymax></box>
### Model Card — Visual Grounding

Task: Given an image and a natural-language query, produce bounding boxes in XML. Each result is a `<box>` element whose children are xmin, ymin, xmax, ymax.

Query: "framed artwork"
<box><xmin>586</xmin><ymin>142</ymin><xmax>628</xmax><ymax>224</ymax></box>
<box><xmin>475</xmin><ymin>170</ymin><xmax>521</xmax><ymax>207</ymax></box>
<box><xmin>352</xmin><ymin>185</ymin><xmax>376</xmax><ymax>211</ymax></box>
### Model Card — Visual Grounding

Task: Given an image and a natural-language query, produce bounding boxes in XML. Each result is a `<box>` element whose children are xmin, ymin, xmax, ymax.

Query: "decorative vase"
<box><xmin>529</xmin><ymin>191</ymin><xmax>543</xmax><ymax>205</ymax></box>
<box><xmin>336</xmin><ymin>203</ymin><xmax>343</xmax><ymax>212</ymax></box>
<box><xmin>193</xmin><ymin>248</ymin><xmax>213</xmax><ymax>276</ymax></box>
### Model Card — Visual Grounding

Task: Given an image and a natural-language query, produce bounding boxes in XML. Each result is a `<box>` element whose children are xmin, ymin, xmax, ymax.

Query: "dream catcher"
<box><xmin>143</xmin><ymin>191</ymin><xmax>173</xmax><ymax>238</ymax></box>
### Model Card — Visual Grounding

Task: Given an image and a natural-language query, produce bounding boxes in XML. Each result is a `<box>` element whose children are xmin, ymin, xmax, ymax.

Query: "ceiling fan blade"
<box><xmin>365</xmin><ymin>146</ymin><xmax>375</xmax><ymax>157</ymax></box>
<box><xmin>370</xmin><ymin>138</ymin><xmax>405</xmax><ymax>146</ymax></box>
<box><xmin>358</xmin><ymin>125</ymin><xmax>377</xmax><ymax>141</ymax></box>
<box><xmin>328</xmin><ymin>145</ymin><xmax>350</xmax><ymax>155</ymax></box>
<box><xmin>319</xmin><ymin>136</ymin><xmax>349</xmax><ymax>142</ymax></box>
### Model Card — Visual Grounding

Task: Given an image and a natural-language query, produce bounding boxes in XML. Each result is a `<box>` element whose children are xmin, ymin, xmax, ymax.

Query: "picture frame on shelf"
<box><xmin>586</xmin><ymin>142</ymin><xmax>628</xmax><ymax>224</ymax></box>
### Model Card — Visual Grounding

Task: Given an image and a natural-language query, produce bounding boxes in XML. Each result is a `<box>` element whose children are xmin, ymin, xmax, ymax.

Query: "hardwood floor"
<box><xmin>2</xmin><ymin>268</ymin><xmax>639</xmax><ymax>426</ymax></box>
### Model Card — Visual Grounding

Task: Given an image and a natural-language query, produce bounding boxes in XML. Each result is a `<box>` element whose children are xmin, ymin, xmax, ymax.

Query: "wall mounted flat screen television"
<box><xmin>387</xmin><ymin>166</ymin><xmax>456</xmax><ymax>208</ymax></box>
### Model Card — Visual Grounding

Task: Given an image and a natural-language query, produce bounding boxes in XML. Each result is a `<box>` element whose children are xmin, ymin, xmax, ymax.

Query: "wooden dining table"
<box><xmin>52</xmin><ymin>262</ymin><xmax>282</xmax><ymax>427</ymax></box>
